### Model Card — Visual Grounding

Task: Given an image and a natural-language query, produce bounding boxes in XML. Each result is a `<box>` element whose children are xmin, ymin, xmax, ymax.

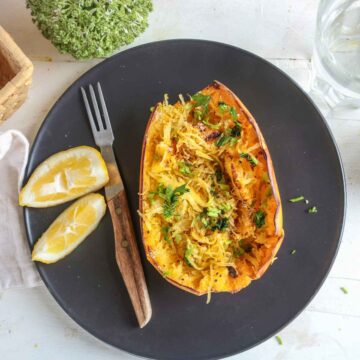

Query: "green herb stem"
<box><xmin>275</xmin><ymin>335</ymin><xmax>283</xmax><ymax>345</ymax></box>
<box><xmin>340</xmin><ymin>287</ymin><xmax>348</xmax><ymax>294</ymax></box>
<box><xmin>289</xmin><ymin>196</ymin><xmax>305</xmax><ymax>203</ymax></box>
<box><xmin>240</xmin><ymin>152</ymin><xmax>258</xmax><ymax>167</ymax></box>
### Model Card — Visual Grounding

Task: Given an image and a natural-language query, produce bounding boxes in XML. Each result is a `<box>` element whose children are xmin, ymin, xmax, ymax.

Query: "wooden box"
<box><xmin>0</xmin><ymin>25</ymin><xmax>33</xmax><ymax>123</ymax></box>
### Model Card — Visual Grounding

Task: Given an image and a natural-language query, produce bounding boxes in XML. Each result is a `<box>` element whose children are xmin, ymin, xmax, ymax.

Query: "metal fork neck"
<box><xmin>101</xmin><ymin>145</ymin><xmax>124</xmax><ymax>200</ymax></box>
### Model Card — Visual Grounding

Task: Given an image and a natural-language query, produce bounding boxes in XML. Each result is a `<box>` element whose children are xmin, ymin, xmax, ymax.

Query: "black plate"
<box><xmin>24</xmin><ymin>40</ymin><xmax>345</xmax><ymax>360</ymax></box>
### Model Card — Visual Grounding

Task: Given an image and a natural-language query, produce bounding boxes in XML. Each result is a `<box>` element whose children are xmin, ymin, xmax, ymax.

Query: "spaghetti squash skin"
<box><xmin>139</xmin><ymin>81</ymin><xmax>284</xmax><ymax>297</ymax></box>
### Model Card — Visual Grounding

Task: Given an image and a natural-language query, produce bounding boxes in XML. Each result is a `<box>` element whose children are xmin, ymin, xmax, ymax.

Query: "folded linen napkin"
<box><xmin>0</xmin><ymin>130</ymin><xmax>41</xmax><ymax>289</ymax></box>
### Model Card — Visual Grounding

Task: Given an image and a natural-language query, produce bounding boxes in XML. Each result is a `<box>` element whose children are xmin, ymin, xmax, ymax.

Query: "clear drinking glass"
<box><xmin>311</xmin><ymin>0</ymin><xmax>360</xmax><ymax>113</ymax></box>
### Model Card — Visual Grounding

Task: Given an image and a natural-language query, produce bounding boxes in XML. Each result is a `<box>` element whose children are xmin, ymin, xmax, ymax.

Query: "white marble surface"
<box><xmin>1</xmin><ymin>0</ymin><xmax>359</xmax><ymax>359</ymax></box>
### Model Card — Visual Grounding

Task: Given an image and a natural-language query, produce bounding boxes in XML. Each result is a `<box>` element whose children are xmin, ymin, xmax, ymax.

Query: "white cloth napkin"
<box><xmin>0</xmin><ymin>130</ymin><xmax>41</xmax><ymax>289</ymax></box>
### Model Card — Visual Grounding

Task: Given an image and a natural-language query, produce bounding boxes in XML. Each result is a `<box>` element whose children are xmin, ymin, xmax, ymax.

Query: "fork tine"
<box><xmin>81</xmin><ymin>87</ymin><xmax>99</xmax><ymax>135</ymax></box>
<box><xmin>97</xmin><ymin>82</ymin><xmax>114</xmax><ymax>135</ymax></box>
<box><xmin>89</xmin><ymin>84</ymin><xmax>104</xmax><ymax>130</ymax></box>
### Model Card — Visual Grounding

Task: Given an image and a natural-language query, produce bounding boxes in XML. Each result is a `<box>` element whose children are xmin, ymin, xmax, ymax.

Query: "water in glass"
<box><xmin>312</xmin><ymin>0</ymin><xmax>360</xmax><ymax>109</ymax></box>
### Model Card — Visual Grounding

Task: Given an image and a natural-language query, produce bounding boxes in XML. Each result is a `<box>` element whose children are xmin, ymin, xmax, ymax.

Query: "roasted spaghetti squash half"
<box><xmin>139</xmin><ymin>81</ymin><xmax>284</xmax><ymax>301</ymax></box>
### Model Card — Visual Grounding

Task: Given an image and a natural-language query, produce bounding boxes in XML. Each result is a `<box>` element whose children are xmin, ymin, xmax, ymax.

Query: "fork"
<box><xmin>81</xmin><ymin>82</ymin><xmax>152</xmax><ymax>328</ymax></box>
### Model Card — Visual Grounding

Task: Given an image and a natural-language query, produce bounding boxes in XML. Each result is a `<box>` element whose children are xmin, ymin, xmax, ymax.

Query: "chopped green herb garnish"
<box><xmin>161</xmin><ymin>226</ymin><xmax>170</xmax><ymax>243</ymax></box>
<box><xmin>254</xmin><ymin>210</ymin><xmax>266</xmax><ymax>228</ymax></box>
<box><xmin>229</xmin><ymin>106</ymin><xmax>238</xmax><ymax>120</ymax></box>
<box><xmin>230</xmin><ymin>137</ymin><xmax>239</xmax><ymax>146</ymax></box>
<box><xmin>155</xmin><ymin>184</ymin><xmax>167</xmax><ymax>199</ymax></box>
<box><xmin>217</xmin><ymin>102</ymin><xmax>238</xmax><ymax>121</ymax></box>
<box><xmin>218</xmin><ymin>101</ymin><xmax>229</xmax><ymax>111</ymax></box>
<box><xmin>308</xmin><ymin>206</ymin><xmax>318</xmax><ymax>214</ymax></box>
<box><xmin>184</xmin><ymin>257</ymin><xmax>192</xmax><ymax>267</ymax></box>
<box><xmin>211</xmin><ymin>217</ymin><xmax>229</xmax><ymax>231</ymax></box>
<box><xmin>275</xmin><ymin>335</ymin><xmax>283</xmax><ymax>345</ymax></box>
<box><xmin>219</xmin><ymin>203</ymin><xmax>232</xmax><ymax>212</ymax></box>
<box><xmin>178</xmin><ymin>161</ymin><xmax>192</xmax><ymax>176</ymax></box>
<box><xmin>173</xmin><ymin>184</ymin><xmax>189</xmax><ymax>196</ymax></box>
<box><xmin>162</xmin><ymin>199</ymin><xmax>176</xmax><ymax>219</ymax></box>
<box><xmin>230</xmin><ymin>123</ymin><xmax>241</xmax><ymax>137</ymax></box>
<box><xmin>233</xmin><ymin>247</ymin><xmax>245</xmax><ymax>257</ymax></box>
<box><xmin>192</xmin><ymin>93</ymin><xmax>211</xmax><ymax>107</ymax></box>
<box><xmin>155</xmin><ymin>183</ymin><xmax>189</xmax><ymax>218</ymax></box>
<box><xmin>199</xmin><ymin>214</ymin><xmax>210</xmax><ymax>228</ymax></box>
<box><xmin>150</xmin><ymin>106</ymin><xmax>155</xmax><ymax>112</ymax></box>
<box><xmin>162</xmin><ymin>270</ymin><xmax>171</xmax><ymax>277</ymax></box>
<box><xmin>215</xmin><ymin>120</ymin><xmax>242</xmax><ymax>147</ymax></box>
<box><xmin>290</xmin><ymin>249</ymin><xmax>296</xmax><ymax>255</ymax></box>
<box><xmin>289</xmin><ymin>196</ymin><xmax>305</xmax><ymax>203</ymax></box>
<box><xmin>215</xmin><ymin>134</ymin><xmax>239</xmax><ymax>147</ymax></box>
<box><xmin>305</xmin><ymin>199</ymin><xmax>309</xmax><ymax>204</ymax></box>
<box><xmin>215</xmin><ymin>116</ymin><xmax>241</xmax><ymax>147</ymax></box>
<box><xmin>340</xmin><ymin>287</ymin><xmax>348</xmax><ymax>294</ymax></box>
<box><xmin>240</xmin><ymin>152</ymin><xmax>258</xmax><ymax>166</ymax></box>
<box><xmin>184</xmin><ymin>242</ymin><xmax>194</xmax><ymax>267</ymax></box>
<box><xmin>147</xmin><ymin>191</ymin><xmax>156</xmax><ymax>205</ymax></box>
<box><xmin>218</xmin><ymin>101</ymin><xmax>227</xmax><ymax>107</ymax></box>
<box><xmin>198</xmin><ymin>208</ymin><xmax>229</xmax><ymax>232</ymax></box>
<box><xmin>215</xmin><ymin>135</ymin><xmax>233</xmax><ymax>147</ymax></box>
<box><xmin>207</xmin><ymin>207</ymin><xmax>222</xmax><ymax>218</ymax></box>
<box><xmin>203</xmin><ymin>118</ymin><xmax>221</xmax><ymax>129</ymax></box>
<box><xmin>192</xmin><ymin>93</ymin><xmax>211</xmax><ymax>121</ymax></box>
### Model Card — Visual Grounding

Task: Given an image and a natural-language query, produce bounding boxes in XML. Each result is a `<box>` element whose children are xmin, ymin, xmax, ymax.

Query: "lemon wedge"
<box><xmin>32</xmin><ymin>193</ymin><xmax>106</xmax><ymax>263</ymax></box>
<box><xmin>20</xmin><ymin>146</ymin><xmax>109</xmax><ymax>207</ymax></box>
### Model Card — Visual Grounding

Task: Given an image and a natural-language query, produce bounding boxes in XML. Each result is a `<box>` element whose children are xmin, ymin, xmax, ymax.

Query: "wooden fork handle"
<box><xmin>108</xmin><ymin>190</ymin><xmax>152</xmax><ymax>328</ymax></box>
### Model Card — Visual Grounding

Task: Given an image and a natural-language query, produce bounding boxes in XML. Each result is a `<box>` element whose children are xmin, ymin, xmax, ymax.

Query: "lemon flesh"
<box><xmin>32</xmin><ymin>193</ymin><xmax>106</xmax><ymax>264</ymax></box>
<box><xmin>20</xmin><ymin>146</ymin><xmax>109</xmax><ymax>207</ymax></box>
